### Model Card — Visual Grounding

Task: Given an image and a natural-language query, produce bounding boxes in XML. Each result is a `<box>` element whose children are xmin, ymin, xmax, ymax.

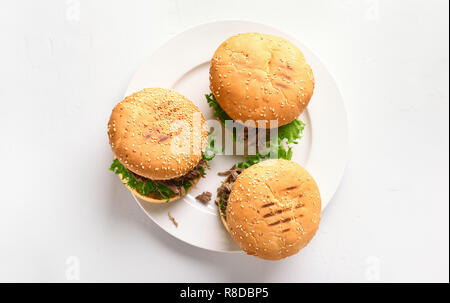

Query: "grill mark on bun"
<box><xmin>158</xmin><ymin>135</ymin><xmax>169</xmax><ymax>142</ymax></box>
<box><xmin>264</xmin><ymin>208</ymin><xmax>293</xmax><ymax>220</ymax></box>
<box><xmin>284</xmin><ymin>185</ymin><xmax>299</xmax><ymax>191</ymax></box>
<box><xmin>276</xmin><ymin>83</ymin><xmax>289</xmax><ymax>89</ymax></box>
<box><xmin>280</xmin><ymin>73</ymin><xmax>292</xmax><ymax>80</ymax></box>
<box><xmin>261</xmin><ymin>202</ymin><xmax>275</xmax><ymax>208</ymax></box>
<box><xmin>268</xmin><ymin>220</ymin><xmax>281</xmax><ymax>226</ymax></box>
<box><xmin>282</xmin><ymin>228</ymin><xmax>290</xmax><ymax>233</ymax></box>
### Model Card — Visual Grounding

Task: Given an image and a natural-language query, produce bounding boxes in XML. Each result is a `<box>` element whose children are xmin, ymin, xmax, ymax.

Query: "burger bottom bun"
<box><xmin>219</xmin><ymin>210</ymin><xmax>231</xmax><ymax>234</ymax></box>
<box><xmin>117</xmin><ymin>173</ymin><xmax>201</xmax><ymax>203</ymax></box>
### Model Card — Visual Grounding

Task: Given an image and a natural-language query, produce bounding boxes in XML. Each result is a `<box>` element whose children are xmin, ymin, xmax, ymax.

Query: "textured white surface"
<box><xmin>0</xmin><ymin>0</ymin><xmax>448</xmax><ymax>282</ymax></box>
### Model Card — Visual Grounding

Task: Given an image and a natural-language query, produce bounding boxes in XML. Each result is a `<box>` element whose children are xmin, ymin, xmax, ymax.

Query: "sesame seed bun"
<box><xmin>108</xmin><ymin>88</ymin><xmax>208</xmax><ymax>180</ymax></box>
<box><xmin>118</xmin><ymin>171</ymin><xmax>201</xmax><ymax>203</ymax></box>
<box><xmin>210</xmin><ymin>33</ymin><xmax>314</xmax><ymax>128</ymax></box>
<box><xmin>225</xmin><ymin>159</ymin><xmax>321</xmax><ymax>260</ymax></box>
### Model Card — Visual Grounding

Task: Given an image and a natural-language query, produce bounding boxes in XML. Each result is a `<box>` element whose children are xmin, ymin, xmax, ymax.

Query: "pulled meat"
<box><xmin>216</xmin><ymin>165</ymin><xmax>243</xmax><ymax>214</ymax></box>
<box><xmin>168</xmin><ymin>212</ymin><xmax>178</xmax><ymax>227</ymax></box>
<box><xmin>131</xmin><ymin>159</ymin><xmax>208</xmax><ymax>197</ymax></box>
<box><xmin>217</xmin><ymin>165</ymin><xmax>243</xmax><ymax>177</ymax></box>
<box><xmin>196</xmin><ymin>192</ymin><xmax>212</xmax><ymax>203</ymax></box>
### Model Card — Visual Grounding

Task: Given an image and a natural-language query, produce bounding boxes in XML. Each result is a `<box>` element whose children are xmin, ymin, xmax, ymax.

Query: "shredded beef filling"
<box><xmin>216</xmin><ymin>165</ymin><xmax>243</xmax><ymax>216</ymax></box>
<box><xmin>131</xmin><ymin>159</ymin><xmax>208</xmax><ymax>198</ymax></box>
<box><xmin>168</xmin><ymin>212</ymin><xmax>178</xmax><ymax>227</ymax></box>
<box><xmin>196</xmin><ymin>192</ymin><xmax>212</xmax><ymax>203</ymax></box>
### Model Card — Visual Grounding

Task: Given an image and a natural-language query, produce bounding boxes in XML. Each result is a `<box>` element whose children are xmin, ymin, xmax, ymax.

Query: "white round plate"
<box><xmin>125</xmin><ymin>20</ymin><xmax>348</xmax><ymax>252</ymax></box>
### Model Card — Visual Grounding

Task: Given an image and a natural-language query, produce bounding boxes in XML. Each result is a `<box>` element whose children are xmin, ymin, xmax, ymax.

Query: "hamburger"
<box><xmin>217</xmin><ymin>159</ymin><xmax>321</xmax><ymax>260</ymax></box>
<box><xmin>207</xmin><ymin>33</ymin><xmax>313</xmax><ymax>167</ymax></box>
<box><xmin>209</xmin><ymin>32</ymin><xmax>314</xmax><ymax>128</ymax></box>
<box><xmin>108</xmin><ymin>88</ymin><xmax>210</xmax><ymax>203</ymax></box>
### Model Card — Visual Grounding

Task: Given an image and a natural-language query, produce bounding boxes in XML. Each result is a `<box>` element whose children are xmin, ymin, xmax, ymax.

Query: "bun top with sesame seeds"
<box><xmin>108</xmin><ymin>88</ymin><xmax>208</xmax><ymax>180</ymax></box>
<box><xmin>209</xmin><ymin>33</ymin><xmax>314</xmax><ymax>128</ymax></box>
<box><xmin>225</xmin><ymin>159</ymin><xmax>321</xmax><ymax>260</ymax></box>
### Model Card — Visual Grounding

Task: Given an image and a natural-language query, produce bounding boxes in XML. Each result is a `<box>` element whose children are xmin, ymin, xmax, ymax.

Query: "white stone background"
<box><xmin>0</xmin><ymin>0</ymin><xmax>448</xmax><ymax>282</ymax></box>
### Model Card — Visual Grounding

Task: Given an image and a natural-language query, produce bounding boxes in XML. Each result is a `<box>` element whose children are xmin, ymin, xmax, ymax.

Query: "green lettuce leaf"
<box><xmin>109</xmin><ymin>159</ymin><xmax>180</xmax><ymax>202</ymax></box>
<box><xmin>205</xmin><ymin>93</ymin><xmax>231</xmax><ymax>125</ymax></box>
<box><xmin>204</xmin><ymin>93</ymin><xmax>305</xmax><ymax>169</ymax></box>
<box><xmin>279</xmin><ymin>119</ymin><xmax>305</xmax><ymax>145</ymax></box>
<box><xmin>218</xmin><ymin>197</ymin><xmax>227</xmax><ymax>216</ymax></box>
<box><xmin>203</xmin><ymin>130</ymin><xmax>220</xmax><ymax>161</ymax></box>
